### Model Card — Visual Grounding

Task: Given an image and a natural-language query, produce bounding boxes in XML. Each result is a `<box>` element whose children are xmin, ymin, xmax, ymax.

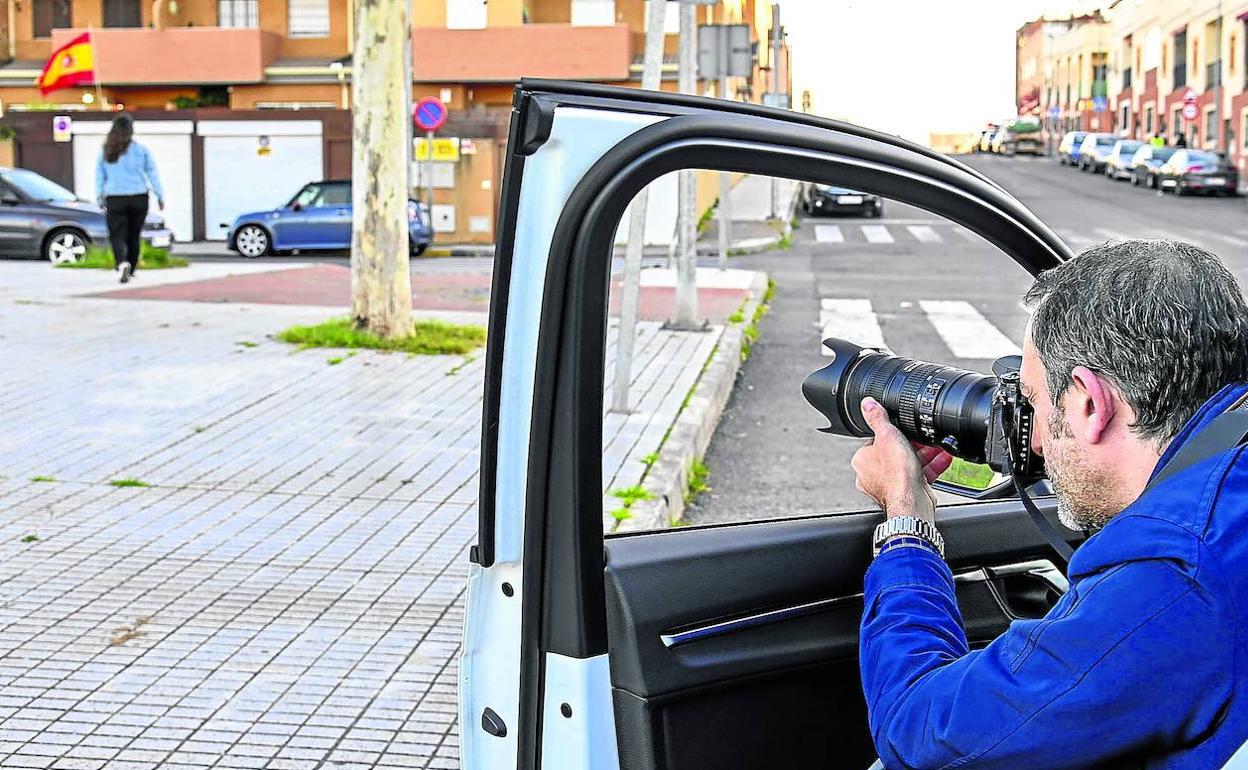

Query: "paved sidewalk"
<box><xmin>0</xmin><ymin>261</ymin><xmax>748</xmax><ymax>769</ymax></box>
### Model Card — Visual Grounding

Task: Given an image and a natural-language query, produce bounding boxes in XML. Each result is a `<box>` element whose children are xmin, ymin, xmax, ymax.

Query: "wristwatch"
<box><xmin>872</xmin><ymin>515</ymin><xmax>945</xmax><ymax>558</ymax></box>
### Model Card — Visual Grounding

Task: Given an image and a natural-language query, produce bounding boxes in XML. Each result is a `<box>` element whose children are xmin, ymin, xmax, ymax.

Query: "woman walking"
<box><xmin>96</xmin><ymin>114</ymin><xmax>165</xmax><ymax>283</ymax></box>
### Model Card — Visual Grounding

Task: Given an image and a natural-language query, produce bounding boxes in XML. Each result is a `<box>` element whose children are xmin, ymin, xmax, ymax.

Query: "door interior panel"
<box><xmin>603</xmin><ymin>501</ymin><xmax>1077</xmax><ymax>770</ymax></box>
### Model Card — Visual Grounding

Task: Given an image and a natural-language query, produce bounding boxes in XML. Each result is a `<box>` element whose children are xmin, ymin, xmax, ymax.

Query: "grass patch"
<box><xmin>685</xmin><ymin>460</ymin><xmax>710</xmax><ymax>503</ymax></box>
<box><xmin>236</xmin><ymin>341</ymin><xmax>259</xmax><ymax>349</ymax></box>
<box><xmin>109</xmin><ymin>478</ymin><xmax>150</xmax><ymax>488</ymax></box>
<box><xmin>769</xmin><ymin>233</ymin><xmax>793</xmax><ymax>251</ymax></box>
<box><xmin>739</xmin><ymin>279</ymin><xmax>777</xmax><ymax>362</ymax></box>
<box><xmin>57</xmin><ymin>243</ymin><xmax>188</xmax><ymax>270</ymax></box>
<box><xmin>327</xmin><ymin>356</ymin><xmax>344</xmax><ymax>366</ymax></box>
<box><xmin>727</xmin><ymin>310</ymin><xmax>745</xmax><ymax>324</ymax></box>
<box><xmin>611</xmin><ymin>485</ymin><xmax>656</xmax><ymax>506</ymax></box>
<box><xmin>446</xmin><ymin>355</ymin><xmax>476</xmax><ymax>376</ymax></box>
<box><xmin>640</xmin><ymin>452</ymin><xmax>659</xmax><ymax>468</ymax></box>
<box><xmin>30</xmin><ymin>475</ymin><xmax>56</xmax><ymax>483</ymax></box>
<box><xmin>697</xmin><ymin>201</ymin><xmax>717</xmax><ymax>234</ymax></box>
<box><xmin>940</xmin><ymin>458</ymin><xmax>996</xmax><ymax>489</ymax></box>
<box><xmin>193</xmin><ymin>426</ymin><xmax>207</xmax><ymax>434</ymax></box>
<box><xmin>610</xmin><ymin>507</ymin><xmax>632</xmax><ymax>523</ymax></box>
<box><xmin>278</xmin><ymin>317</ymin><xmax>486</xmax><ymax>356</ymax></box>
<box><xmin>21</xmin><ymin>534</ymin><xmax>38</xmax><ymax>543</ymax></box>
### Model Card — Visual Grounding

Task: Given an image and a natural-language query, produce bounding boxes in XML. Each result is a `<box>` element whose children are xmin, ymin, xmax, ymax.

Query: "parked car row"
<box><xmin>1057</xmin><ymin>131</ymin><xmax>1239</xmax><ymax>196</ymax></box>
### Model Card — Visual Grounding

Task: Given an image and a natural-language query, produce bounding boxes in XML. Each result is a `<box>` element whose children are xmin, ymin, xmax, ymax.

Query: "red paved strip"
<box><xmin>90</xmin><ymin>264</ymin><xmax>748</xmax><ymax>322</ymax></box>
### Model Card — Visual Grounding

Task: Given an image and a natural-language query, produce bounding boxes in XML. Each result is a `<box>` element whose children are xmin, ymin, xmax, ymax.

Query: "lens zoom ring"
<box><xmin>862</xmin><ymin>362</ymin><xmax>895</xmax><ymax>405</ymax></box>
<box><xmin>897</xmin><ymin>375</ymin><xmax>925</xmax><ymax>435</ymax></box>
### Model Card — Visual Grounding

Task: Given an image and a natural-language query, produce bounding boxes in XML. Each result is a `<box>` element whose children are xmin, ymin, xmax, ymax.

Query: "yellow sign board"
<box><xmin>415</xmin><ymin>137</ymin><xmax>460</xmax><ymax>162</ymax></box>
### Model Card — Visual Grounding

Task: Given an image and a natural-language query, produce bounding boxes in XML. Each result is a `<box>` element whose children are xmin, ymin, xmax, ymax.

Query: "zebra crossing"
<box><xmin>810</xmin><ymin>220</ymin><xmax>1248</xmax><ymax>251</ymax></box>
<box><xmin>819</xmin><ymin>297</ymin><xmax>1022</xmax><ymax>361</ymax></box>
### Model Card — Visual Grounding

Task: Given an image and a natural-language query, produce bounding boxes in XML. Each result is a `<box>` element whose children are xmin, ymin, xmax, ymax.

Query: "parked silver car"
<box><xmin>0</xmin><ymin>168</ymin><xmax>173</xmax><ymax>263</ymax></box>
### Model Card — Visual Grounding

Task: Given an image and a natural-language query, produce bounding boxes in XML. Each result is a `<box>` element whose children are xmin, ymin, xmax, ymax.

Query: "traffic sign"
<box><xmin>52</xmin><ymin>115</ymin><xmax>71</xmax><ymax>143</ymax></box>
<box><xmin>1183</xmin><ymin>101</ymin><xmax>1199</xmax><ymax>120</ymax></box>
<box><xmin>1092</xmin><ymin>96</ymin><xmax>1108</xmax><ymax>113</ymax></box>
<box><xmin>413</xmin><ymin>97</ymin><xmax>447</xmax><ymax>132</ymax></box>
<box><xmin>1183</xmin><ymin>88</ymin><xmax>1198</xmax><ymax>105</ymax></box>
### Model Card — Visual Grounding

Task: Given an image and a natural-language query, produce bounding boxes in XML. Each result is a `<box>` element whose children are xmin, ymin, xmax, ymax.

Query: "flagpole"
<box><xmin>88</xmin><ymin>27</ymin><xmax>104</xmax><ymax>110</ymax></box>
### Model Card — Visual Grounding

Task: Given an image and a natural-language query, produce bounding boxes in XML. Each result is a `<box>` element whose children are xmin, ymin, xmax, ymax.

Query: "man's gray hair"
<box><xmin>1023</xmin><ymin>239</ymin><xmax>1248</xmax><ymax>443</ymax></box>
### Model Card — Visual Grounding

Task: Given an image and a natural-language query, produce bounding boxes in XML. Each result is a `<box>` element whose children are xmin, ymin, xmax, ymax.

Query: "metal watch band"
<box><xmin>873</xmin><ymin>515</ymin><xmax>945</xmax><ymax>558</ymax></box>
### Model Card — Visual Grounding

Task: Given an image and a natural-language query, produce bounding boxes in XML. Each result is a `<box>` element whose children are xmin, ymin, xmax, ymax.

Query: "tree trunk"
<box><xmin>350</xmin><ymin>0</ymin><xmax>412</xmax><ymax>339</ymax></box>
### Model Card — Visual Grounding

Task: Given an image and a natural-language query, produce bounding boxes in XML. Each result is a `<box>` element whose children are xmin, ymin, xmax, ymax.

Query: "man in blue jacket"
<box><xmin>851</xmin><ymin>239</ymin><xmax>1248</xmax><ymax>769</ymax></box>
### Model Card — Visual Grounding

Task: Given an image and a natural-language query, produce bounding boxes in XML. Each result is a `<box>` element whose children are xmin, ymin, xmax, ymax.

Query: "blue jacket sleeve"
<box><xmin>142</xmin><ymin>145</ymin><xmax>165</xmax><ymax>203</ymax></box>
<box><xmin>95</xmin><ymin>153</ymin><xmax>106</xmax><ymax>206</ymax></box>
<box><xmin>861</xmin><ymin>547</ymin><xmax>1232</xmax><ymax>770</ymax></box>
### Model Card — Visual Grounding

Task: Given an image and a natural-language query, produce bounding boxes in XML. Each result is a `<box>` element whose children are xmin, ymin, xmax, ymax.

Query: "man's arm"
<box><xmin>861</xmin><ymin>546</ymin><xmax>1232</xmax><ymax>770</ymax></box>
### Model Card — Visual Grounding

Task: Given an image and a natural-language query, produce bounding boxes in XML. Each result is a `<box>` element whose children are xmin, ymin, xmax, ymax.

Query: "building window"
<box><xmin>1205</xmin><ymin>107</ymin><xmax>1219</xmax><ymax>148</ymax></box>
<box><xmin>1172</xmin><ymin>106</ymin><xmax>1183</xmax><ymax>141</ymax></box>
<box><xmin>289</xmin><ymin>0</ymin><xmax>329</xmax><ymax>37</ymax></box>
<box><xmin>1241</xmin><ymin>111</ymin><xmax>1248</xmax><ymax>148</ymax></box>
<box><xmin>219</xmin><ymin>0</ymin><xmax>258</xmax><ymax>27</ymax></box>
<box><xmin>1120</xmin><ymin>103</ymin><xmax>1131</xmax><ymax>135</ymax></box>
<box><xmin>1174</xmin><ymin>28</ymin><xmax>1187</xmax><ymax>87</ymax></box>
<box><xmin>446</xmin><ymin>0</ymin><xmax>487</xmax><ymax>29</ymax></box>
<box><xmin>571</xmin><ymin>0</ymin><xmax>614</xmax><ymax>26</ymax></box>
<box><xmin>1145</xmin><ymin>104</ymin><xmax>1154</xmax><ymax>135</ymax></box>
<box><xmin>32</xmin><ymin>0</ymin><xmax>71</xmax><ymax>37</ymax></box>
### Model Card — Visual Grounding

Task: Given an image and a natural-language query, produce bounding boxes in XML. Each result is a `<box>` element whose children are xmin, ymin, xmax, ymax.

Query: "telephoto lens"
<box><xmin>803</xmin><ymin>338</ymin><xmax>997</xmax><ymax>463</ymax></box>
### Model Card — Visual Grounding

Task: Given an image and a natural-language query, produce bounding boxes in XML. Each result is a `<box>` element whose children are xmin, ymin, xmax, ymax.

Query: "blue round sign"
<box><xmin>414</xmin><ymin>97</ymin><xmax>447</xmax><ymax>132</ymax></box>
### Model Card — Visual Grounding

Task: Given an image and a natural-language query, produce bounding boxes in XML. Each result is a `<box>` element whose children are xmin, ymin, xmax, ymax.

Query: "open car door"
<box><xmin>460</xmin><ymin>80</ymin><xmax>1079</xmax><ymax>770</ymax></box>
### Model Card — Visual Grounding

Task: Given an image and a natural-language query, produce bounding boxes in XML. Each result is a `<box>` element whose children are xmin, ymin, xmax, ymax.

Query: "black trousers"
<box><xmin>105</xmin><ymin>194</ymin><xmax>148</xmax><ymax>270</ymax></box>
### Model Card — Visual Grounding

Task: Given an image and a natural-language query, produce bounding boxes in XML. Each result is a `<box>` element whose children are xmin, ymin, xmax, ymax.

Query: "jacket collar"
<box><xmin>1065</xmin><ymin>382</ymin><xmax>1248</xmax><ymax>579</ymax></box>
<box><xmin>1147</xmin><ymin>381</ymin><xmax>1248</xmax><ymax>486</ymax></box>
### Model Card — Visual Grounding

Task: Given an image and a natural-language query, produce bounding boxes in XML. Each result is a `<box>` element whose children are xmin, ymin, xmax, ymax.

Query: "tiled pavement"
<box><xmin>0</xmin><ymin>262</ymin><xmax>728</xmax><ymax>768</ymax></box>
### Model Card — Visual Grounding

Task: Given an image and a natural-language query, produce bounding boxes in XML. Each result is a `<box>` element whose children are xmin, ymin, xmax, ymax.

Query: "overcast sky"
<box><xmin>785</xmin><ymin>0</ymin><xmax>1103</xmax><ymax>142</ymax></box>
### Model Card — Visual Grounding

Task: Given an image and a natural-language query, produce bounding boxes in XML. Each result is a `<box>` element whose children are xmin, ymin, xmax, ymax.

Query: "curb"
<box><xmin>616</xmin><ymin>270</ymin><xmax>770</xmax><ymax>532</ymax></box>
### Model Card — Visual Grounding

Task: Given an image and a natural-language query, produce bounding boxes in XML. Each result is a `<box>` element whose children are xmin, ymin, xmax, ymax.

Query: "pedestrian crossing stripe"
<box><xmin>819</xmin><ymin>297</ymin><xmax>1021</xmax><ymax>361</ymax></box>
<box><xmin>820</xmin><ymin>298</ymin><xmax>888</xmax><ymax>355</ymax></box>
<box><xmin>807</xmin><ymin>222</ymin><xmax>1229</xmax><ymax>252</ymax></box>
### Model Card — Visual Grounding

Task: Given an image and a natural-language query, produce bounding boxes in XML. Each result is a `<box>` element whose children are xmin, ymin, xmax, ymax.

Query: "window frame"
<box><xmin>287</xmin><ymin>0</ymin><xmax>330</xmax><ymax>39</ymax></box>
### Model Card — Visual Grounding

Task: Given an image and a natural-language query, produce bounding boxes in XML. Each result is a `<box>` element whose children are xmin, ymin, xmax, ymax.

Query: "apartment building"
<box><xmin>0</xmin><ymin>0</ymin><xmax>791</xmax><ymax>244</ymax></box>
<box><xmin>1027</xmin><ymin>0</ymin><xmax>1248</xmax><ymax>176</ymax></box>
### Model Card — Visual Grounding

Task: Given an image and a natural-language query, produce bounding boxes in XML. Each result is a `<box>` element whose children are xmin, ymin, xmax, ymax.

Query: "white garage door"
<box><xmin>200</xmin><ymin>121</ymin><xmax>324</xmax><ymax>241</ymax></box>
<box><xmin>72</xmin><ymin>120</ymin><xmax>194</xmax><ymax>242</ymax></box>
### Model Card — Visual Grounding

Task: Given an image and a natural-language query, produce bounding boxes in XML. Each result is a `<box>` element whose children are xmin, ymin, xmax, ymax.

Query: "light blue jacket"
<box><xmin>96</xmin><ymin>142</ymin><xmax>164</xmax><ymax>205</ymax></box>
<box><xmin>862</xmin><ymin>381</ymin><xmax>1248</xmax><ymax>769</ymax></box>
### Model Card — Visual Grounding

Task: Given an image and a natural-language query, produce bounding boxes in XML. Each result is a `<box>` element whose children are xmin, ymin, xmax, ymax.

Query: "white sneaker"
<box><xmin>119</xmin><ymin>262</ymin><xmax>132</xmax><ymax>284</ymax></box>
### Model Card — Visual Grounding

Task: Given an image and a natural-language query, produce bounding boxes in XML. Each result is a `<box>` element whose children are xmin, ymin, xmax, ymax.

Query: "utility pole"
<box><xmin>768</xmin><ymin>2</ymin><xmax>781</xmax><ymax>220</ymax></box>
<box><xmin>349</xmin><ymin>0</ymin><xmax>413</xmax><ymax>339</ymax></box>
<box><xmin>674</xmin><ymin>0</ymin><xmax>699</xmax><ymax>328</ymax></box>
<box><xmin>611</xmin><ymin>0</ymin><xmax>666</xmax><ymax>414</ymax></box>
<box><xmin>716</xmin><ymin>24</ymin><xmax>731</xmax><ymax>271</ymax></box>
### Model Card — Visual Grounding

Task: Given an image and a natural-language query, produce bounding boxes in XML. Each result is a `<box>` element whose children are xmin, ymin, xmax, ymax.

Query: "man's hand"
<box><xmin>850</xmin><ymin>397</ymin><xmax>953</xmax><ymax>522</ymax></box>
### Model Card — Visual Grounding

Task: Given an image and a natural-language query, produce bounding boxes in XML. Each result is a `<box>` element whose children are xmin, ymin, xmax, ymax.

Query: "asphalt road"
<box><xmin>685</xmin><ymin>153</ymin><xmax>1248</xmax><ymax>524</ymax></box>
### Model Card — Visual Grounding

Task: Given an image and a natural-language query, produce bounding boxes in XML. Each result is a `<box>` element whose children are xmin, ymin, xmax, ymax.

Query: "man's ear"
<box><xmin>1068</xmin><ymin>365</ymin><xmax>1117</xmax><ymax>444</ymax></box>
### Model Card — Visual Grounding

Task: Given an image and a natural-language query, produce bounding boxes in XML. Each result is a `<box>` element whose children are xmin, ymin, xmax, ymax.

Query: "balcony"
<box><xmin>51</xmin><ymin>27</ymin><xmax>279</xmax><ymax>85</ymax></box>
<box><xmin>412</xmin><ymin>24</ymin><xmax>632</xmax><ymax>82</ymax></box>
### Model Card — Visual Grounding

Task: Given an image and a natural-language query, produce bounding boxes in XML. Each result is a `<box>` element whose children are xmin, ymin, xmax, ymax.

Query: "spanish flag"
<box><xmin>37</xmin><ymin>32</ymin><xmax>95</xmax><ymax>95</ymax></box>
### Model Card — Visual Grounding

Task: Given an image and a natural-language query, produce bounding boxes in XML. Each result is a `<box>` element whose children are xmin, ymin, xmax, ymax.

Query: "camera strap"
<box><xmin>1001</xmin><ymin>404</ymin><xmax>1076</xmax><ymax>568</ymax></box>
<box><xmin>1143</xmin><ymin>391</ymin><xmax>1248</xmax><ymax>494</ymax></box>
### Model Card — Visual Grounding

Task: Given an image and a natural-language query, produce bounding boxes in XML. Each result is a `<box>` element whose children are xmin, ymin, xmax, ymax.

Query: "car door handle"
<box><xmin>955</xmin><ymin>559</ymin><xmax>1067</xmax><ymax>620</ymax></box>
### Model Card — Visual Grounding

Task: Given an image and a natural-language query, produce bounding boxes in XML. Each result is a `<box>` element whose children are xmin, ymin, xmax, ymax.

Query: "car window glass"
<box><xmin>605</xmin><ymin>172</ymin><xmax>1024</xmax><ymax>533</ymax></box>
<box><xmin>320</xmin><ymin>184</ymin><xmax>351</xmax><ymax>206</ymax></box>
<box><xmin>1155</xmin><ymin>148</ymin><xmax>1176</xmax><ymax>161</ymax></box>
<box><xmin>1096</xmin><ymin>137</ymin><xmax>1115</xmax><ymax>146</ymax></box>
<box><xmin>2</xmin><ymin>169</ymin><xmax>75</xmax><ymax>203</ymax></box>
<box><xmin>1187</xmin><ymin>151</ymin><xmax>1219</xmax><ymax>163</ymax></box>
<box><xmin>292</xmin><ymin>184</ymin><xmax>324</xmax><ymax>208</ymax></box>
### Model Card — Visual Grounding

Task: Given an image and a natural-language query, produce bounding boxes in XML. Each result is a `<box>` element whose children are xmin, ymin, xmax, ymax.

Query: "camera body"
<box><xmin>985</xmin><ymin>363</ymin><xmax>1045</xmax><ymax>481</ymax></box>
<box><xmin>802</xmin><ymin>339</ymin><xmax>1045</xmax><ymax>483</ymax></box>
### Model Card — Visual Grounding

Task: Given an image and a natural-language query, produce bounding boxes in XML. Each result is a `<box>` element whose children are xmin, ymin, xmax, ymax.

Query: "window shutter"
<box><xmin>289</xmin><ymin>0</ymin><xmax>330</xmax><ymax>38</ymax></box>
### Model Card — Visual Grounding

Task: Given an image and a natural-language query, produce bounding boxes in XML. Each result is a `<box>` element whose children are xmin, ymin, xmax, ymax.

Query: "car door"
<box><xmin>313</xmin><ymin>181</ymin><xmax>353</xmax><ymax>247</ymax></box>
<box><xmin>271</xmin><ymin>183</ymin><xmax>322</xmax><ymax>250</ymax></box>
<box><xmin>460</xmin><ymin>80</ymin><xmax>1078</xmax><ymax>770</ymax></box>
<box><xmin>0</xmin><ymin>181</ymin><xmax>45</xmax><ymax>258</ymax></box>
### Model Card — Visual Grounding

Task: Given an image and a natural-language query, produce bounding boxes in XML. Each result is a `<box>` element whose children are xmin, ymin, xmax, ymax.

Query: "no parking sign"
<box><xmin>414</xmin><ymin>97</ymin><xmax>448</xmax><ymax>133</ymax></box>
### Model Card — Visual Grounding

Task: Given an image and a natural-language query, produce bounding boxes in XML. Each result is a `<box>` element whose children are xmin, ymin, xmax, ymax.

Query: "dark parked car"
<box><xmin>1057</xmin><ymin>131</ymin><xmax>1088</xmax><ymax>165</ymax></box>
<box><xmin>227</xmin><ymin>180</ymin><xmax>434</xmax><ymax>257</ymax></box>
<box><xmin>1127</xmin><ymin>145</ymin><xmax>1176</xmax><ymax>188</ymax></box>
<box><xmin>0</xmin><ymin>167</ymin><xmax>173</xmax><ymax>263</ymax></box>
<box><xmin>800</xmin><ymin>183</ymin><xmax>883</xmax><ymax>217</ymax></box>
<box><xmin>1077</xmin><ymin>133</ymin><xmax>1118</xmax><ymax>172</ymax></box>
<box><xmin>1156</xmin><ymin>150</ymin><xmax>1239</xmax><ymax>196</ymax></box>
<box><xmin>1103</xmin><ymin>140</ymin><xmax>1143</xmax><ymax>180</ymax></box>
